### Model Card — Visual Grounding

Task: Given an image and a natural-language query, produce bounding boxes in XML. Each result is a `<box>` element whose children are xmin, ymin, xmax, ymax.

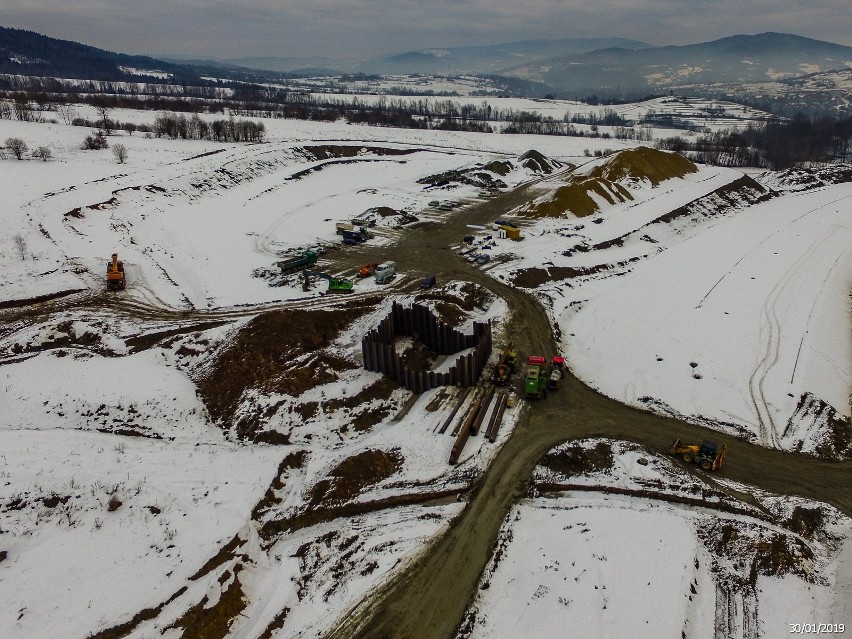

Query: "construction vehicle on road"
<box><xmin>524</xmin><ymin>355</ymin><xmax>548</xmax><ymax>399</ymax></box>
<box><xmin>670</xmin><ymin>438</ymin><xmax>727</xmax><ymax>471</ymax></box>
<box><xmin>547</xmin><ymin>355</ymin><xmax>564</xmax><ymax>390</ymax></box>
<box><xmin>547</xmin><ymin>367</ymin><xmax>561</xmax><ymax>390</ymax></box>
<box><xmin>106</xmin><ymin>253</ymin><xmax>126</xmax><ymax>291</ymax></box>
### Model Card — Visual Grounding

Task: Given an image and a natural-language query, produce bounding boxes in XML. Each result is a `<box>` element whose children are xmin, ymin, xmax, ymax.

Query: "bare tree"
<box><xmin>56</xmin><ymin>104</ymin><xmax>77</xmax><ymax>126</ymax></box>
<box><xmin>112</xmin><ymin>143</ymin><xmax>128</xmax><ymax>164</ymax></box>
<box><xmin>32</xmin><ymin>146</ymin><xmax>53</xmax><ymax>161</ymax></box>
<box><xmin>95</xmin><ymin>105</ymin><xmax>111</xmax><ymax>134</ymax></box>
<box><xmin>5</xmin><ymin>137</ymin><xmax>28</xmax><ymax>160</ymax></box>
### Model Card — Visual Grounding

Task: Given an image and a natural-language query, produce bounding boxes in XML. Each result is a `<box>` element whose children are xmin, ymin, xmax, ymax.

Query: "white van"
<box><xmin>374</xmin><ymin>261</ymin><xmax>396</xmax><ymax>284</ymax></box>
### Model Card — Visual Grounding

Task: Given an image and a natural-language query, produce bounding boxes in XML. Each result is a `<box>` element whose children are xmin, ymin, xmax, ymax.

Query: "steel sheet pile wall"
<box><xmin>362</xmin><ymin>302</ymin><xmax>492</xmax><ymax>392</ymax></box>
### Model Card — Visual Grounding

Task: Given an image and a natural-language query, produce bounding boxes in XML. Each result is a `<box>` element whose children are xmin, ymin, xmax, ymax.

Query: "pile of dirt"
<box><xmin>520</xmin><ymin>147</ymin><xmax>696</xmax><ymax>219</ymax></box>
<box><xmin>10</xmin><ymin>319</ymin><xmax>105</xmax><ymax>356</ymax></box>
<box><xmin>252</xmin><ymin>451</ymin><xmax>308</xmax><ymax>520</ymax></box>
<box><xmin>371</xmin><ymin>206</ymin><xmax>403</xmax><ymax>217</ymax></box>
<box><xmin>418</xmin><ymin>166</ymin><xmax>507</xmax><ymax>190</ymax></box>
<box><xmin>415</xmin><ymin>282</ymin><xmax>491</xmax><ymax>325</ymax></box>
<box><xmin>194</xmin><ymin>301</ymin><xmax>377</xmax><ymax>432</ymax></box>
<box><xmin>518</xmin><ymin>150</ymin><xmax>563</xmax><ymax>174</ymax></box>
<box><xmin>522</xmin><ymin>177</ymin><xmax>634</xmax><ymax>219</ymax></box>
<box><xmin>364</xmin><ymin>206</ymin><xmax>418</xmax><ymax>225</ymax></box>
<box><xmin>417</xmin><ymin>282</ymin><xmax>490</xmax><ymax>312</ymax></box>
<box><xmin>308</xmin><ymin>448</ymin><xmax>403</xmax><ymax>507</ymax></box>
<box><xmin>430</xmin><ymin>300</ymin><xmax>468</xmax><ymax>326</ymax></box>
<box><xmin>323</xmin><ymin>378</ymin><xmax>399</xmax><ymax>413</ymax></box>
<box><xmin>587</xmin><ymin>146</ymin><xmax>698</xmax><ymax>186</ymax></box>
<box><xmin>400</xmin><ymin>340</ymin><xmax>438</xmax><ymax>372</ymax></box>
<box><xmin>699</xmin><ymin>520</ymin><xmax>816</xmax><ymax>584</ymax></box>
<box><xmin>765</xmin><ymin>163</ymin><xmax>852</xmax><ymax>192</ymax></box>
<box><xmin>538</xmin><ymin>441</ymin><xmax>614</xmax><ymax>478</ymax></box>
<box><xmin>481</xmin><ymin>160</ymin><xmax>513</xmax><ymax>176</ymax></box>
<box><xmin>322</xmin><ymin>377</ymin><xmax>400</xmax><ymax>433</ymax></box>
<box><xmin>786</xmin><ymin>392</ymin><xmax>851</xmax><ymax>460</ymax></box>
<box><xmin>510</xmin><ymin>261</ymin><xmax>629</xmax><ymax>288</ymax></box>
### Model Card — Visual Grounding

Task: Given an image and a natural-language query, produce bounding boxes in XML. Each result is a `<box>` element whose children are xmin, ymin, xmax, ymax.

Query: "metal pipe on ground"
<box><xmin>449</xmin><ymin>390</ymin><xmax>485</xmax><ymax>464</ymax></box>
<box><xmin>451</xmin><ymin>388</ymin><xmax>481</xmax><ymax>437</ymax></box>
<box><xmin>469</xmin><ymin>386</ymin><xmax>495</xmax><ymax>436</ymax></box>
<box><xmin>437</xmin><ymin>388</ymin><xmax>472</xmax><ymax>435</ymax></box>
<box><xmin>485</xmin><ymin>392</ymin><xmax>509</xmax><ymax>443</ymax></box>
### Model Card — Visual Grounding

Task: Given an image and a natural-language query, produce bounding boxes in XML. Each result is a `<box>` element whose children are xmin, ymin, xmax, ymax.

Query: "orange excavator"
<box><xmin>106</xmin><ymin>253</ymin><xmax>126</xmax><ymax>291</ymax></box>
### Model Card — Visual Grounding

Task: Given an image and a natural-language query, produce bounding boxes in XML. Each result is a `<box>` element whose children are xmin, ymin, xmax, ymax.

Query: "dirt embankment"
<box><xmin>193</xmin><ymin>299</ymin><xmax>378</xmax><ymax>438</ymax></box>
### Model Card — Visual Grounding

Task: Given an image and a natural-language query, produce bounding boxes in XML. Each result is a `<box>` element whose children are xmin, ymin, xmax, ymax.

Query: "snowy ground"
<box><xmin>1</xmin><ymin>100</ymin><xmax>849</xmax><ymax>638</ymax></box>
<box><xmin>460</xmin><ymin>439</ymin><xmax>852</xmax><ymax>639</ymax></box>
<box><xmin>478</xmin><ymin>151</ymin><xmax>851</xmax><ymax>455</ymax></box>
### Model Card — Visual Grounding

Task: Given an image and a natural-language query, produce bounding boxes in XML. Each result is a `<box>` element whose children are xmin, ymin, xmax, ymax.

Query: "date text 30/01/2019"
<box><xmin>790</xmin><ymin>624</ymin><xmax>845</xmax><ymax>635</ymax></box>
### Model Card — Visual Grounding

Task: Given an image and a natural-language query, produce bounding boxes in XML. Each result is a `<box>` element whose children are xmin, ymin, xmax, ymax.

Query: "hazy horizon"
<box><xmin>2</xmin><ymin>0</ymin><xmax>851</xmax><ymax>61</ymax></box>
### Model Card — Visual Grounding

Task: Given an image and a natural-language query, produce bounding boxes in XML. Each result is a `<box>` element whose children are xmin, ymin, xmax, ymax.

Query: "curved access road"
<box><xmin>323</xmin><ymin>178</ymin><xmax>852</xmax><ymax>639</ymax></box>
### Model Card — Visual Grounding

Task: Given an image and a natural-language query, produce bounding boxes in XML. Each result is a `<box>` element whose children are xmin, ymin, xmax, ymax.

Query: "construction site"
<box><xmin>1</xmin><ymin>110</ymin><xmax>850</xmax><ymax>639</ymax></box>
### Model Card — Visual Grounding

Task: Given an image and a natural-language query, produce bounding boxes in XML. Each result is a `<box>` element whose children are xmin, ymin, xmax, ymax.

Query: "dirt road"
<box><xmin>323</xmin><ymin>182</ymin><xmax>852</xmax><ymax>639</ymax></box>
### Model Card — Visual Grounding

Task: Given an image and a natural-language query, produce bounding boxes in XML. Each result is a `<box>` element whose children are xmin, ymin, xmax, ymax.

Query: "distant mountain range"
<box><xmin>353</xmin><ymin>38</ymin><xmax>654</xmax><ymax>75</ymax></box>
<box><xmin>504</xmin><ymin>33</ymin><xmax>852</xmax><ymax>96</ymax></box>
<box><xmin>206</xmin><ymin>39</ymin><xmax>652</xmax><ymax>75</ymax></box>
<box><xmin>0</xmin><ymin>26</ymin><xmax>267</xmax><ymax>83</ymax></box>
<box><xmin>2</xmin><ymin>25</ymin><xmax>851</xmax><ymax>103</ymax></box>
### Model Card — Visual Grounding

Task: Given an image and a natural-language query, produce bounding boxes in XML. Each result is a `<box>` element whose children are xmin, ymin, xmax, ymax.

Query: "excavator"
<box><xmin>490</xmin><ymin>347</ymin><xmax>518</xmax><ymax>386</ymax></box>
<box><xmin>670</xmin><ymin>438</ymin><xmax>727</xmax><ymax>471</ymax></box>
<box><xmin>302</xmin><ymin>269</ymin><xmax>353</xmax><ymax>293</ymax></box>
<box><xmin>106</xmin><ymin>253</ymin><xmax>126</xmax><ymax>291</ymax></box>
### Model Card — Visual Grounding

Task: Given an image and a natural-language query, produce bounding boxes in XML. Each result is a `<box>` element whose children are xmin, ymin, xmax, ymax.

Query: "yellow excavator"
<box><xmin>670</xmin><ymin>438</ymin><xmax>727</xmax><ymax>471</ymax></box>
<box><xmin>106</xmin><ymin>253</ymin><xmax>126</xmax><ymax>291</ymax></box>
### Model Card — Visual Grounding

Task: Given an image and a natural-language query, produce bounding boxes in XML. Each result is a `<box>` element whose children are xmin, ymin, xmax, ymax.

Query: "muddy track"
<box><xmin>321</xmin><ymin>181</ymin><xmax>852</xmax><ymax>639</ymax></box>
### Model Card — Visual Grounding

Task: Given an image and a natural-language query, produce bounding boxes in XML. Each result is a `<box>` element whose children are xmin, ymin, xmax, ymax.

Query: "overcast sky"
<box><xmin>2</xmin><ymin>0</ymin><xmax>851</xmax><ymax>60</ymax></box>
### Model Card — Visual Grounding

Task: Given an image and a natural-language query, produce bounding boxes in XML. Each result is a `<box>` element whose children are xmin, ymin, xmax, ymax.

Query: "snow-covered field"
<box><xmin>1</xmin><ymin>100</ymin><xmax>849</xmax><ymax>639</ymax></box>
<box><xmin>484</xmin><ymin>155</ymin><xmax>850</xmax><ymax>453</ymax></box>
<box><xmin>461</xmin><ymin>439</ymin><xmax>852</xmax><ymax>639</ymax></box>
<box><xmin>1</xmin><ymin>111</ymin><xmax>540</xmax><ymax>639</ymax></box>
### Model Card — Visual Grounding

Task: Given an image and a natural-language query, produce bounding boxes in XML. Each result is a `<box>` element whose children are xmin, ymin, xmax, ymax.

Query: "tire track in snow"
<box><xmin>748</xmin><ymin>226</ymin><xmax>836</xmax><ymax>447</ymax></box>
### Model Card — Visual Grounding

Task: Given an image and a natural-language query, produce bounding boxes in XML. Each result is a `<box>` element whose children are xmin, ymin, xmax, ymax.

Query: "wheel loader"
<box><xmin>670</xmin><ymin>438</ymin><xmax>727</xmax><ymax>471</ymax></box>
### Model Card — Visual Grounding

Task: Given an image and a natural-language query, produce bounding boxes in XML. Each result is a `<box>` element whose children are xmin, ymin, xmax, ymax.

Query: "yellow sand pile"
<box><xmin>529</xmin><ymin>178</ymin><xmax>634</xmax><ymax>218</ymax></box>
<box><xmin>588</xmin><ymin>146</ymin><xmax>697</xmax><ymax>186</ymax></box>
<box><xmin>521</xmin><ymin>147</ymin><xmax>697</xmax><ymax>218</ymax></box>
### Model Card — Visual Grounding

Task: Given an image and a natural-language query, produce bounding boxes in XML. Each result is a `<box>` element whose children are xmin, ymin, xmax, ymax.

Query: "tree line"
<box><xmin>657</xmin><ymin>114</ymin><xmax>852</xmax><ymax>169</ymax></box>
<box><xmin>1</xmin><ymin>77</ymin><xmax>851</xmax><ymax>169</ymax></box>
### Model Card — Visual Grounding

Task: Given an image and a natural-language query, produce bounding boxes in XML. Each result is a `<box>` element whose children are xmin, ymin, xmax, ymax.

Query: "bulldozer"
<box><xmin>106</xmin><ymin>253</ymin><xmax>126</xmax><ymax>291</ymax></box>
<box><xmin>670</xmin><ymin>438</ymin><xmax>727</xmax><ymax>471</ymax></box>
